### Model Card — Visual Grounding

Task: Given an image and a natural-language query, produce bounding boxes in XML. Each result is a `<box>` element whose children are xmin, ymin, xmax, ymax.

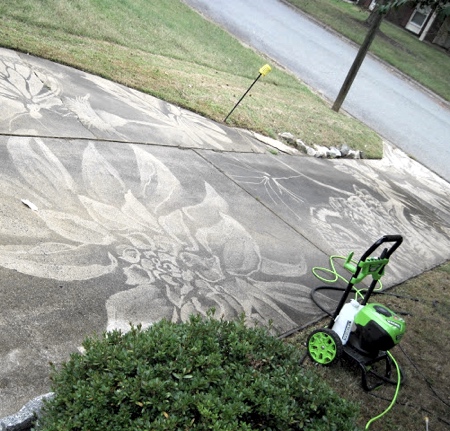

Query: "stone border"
<box><xmin>0</xmin><ymin>393</ymin><xmax>54</xmax><ymax>431</ymax></box>
<box><xmin>277</xmin><ymin>132</ymin><xmax>362</xmax><ymax>159</ymax></box>
<box><xmin>250</xmin><ymin>131</ymin><xmax>301</xmax><ymax>155</ymax></box>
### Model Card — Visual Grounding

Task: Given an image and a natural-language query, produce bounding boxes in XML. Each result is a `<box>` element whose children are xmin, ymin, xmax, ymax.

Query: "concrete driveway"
<box><xmin>1</xmin><ymin>48</ymin><xmax>450</xmax><ymax>418</ymax></box>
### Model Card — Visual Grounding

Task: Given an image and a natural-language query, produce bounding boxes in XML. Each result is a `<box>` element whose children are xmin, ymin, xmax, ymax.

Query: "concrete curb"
<box><xmin>0</xmin><ymin>393</ymin><xmax>54</xmax><ymax>431</ymax></box>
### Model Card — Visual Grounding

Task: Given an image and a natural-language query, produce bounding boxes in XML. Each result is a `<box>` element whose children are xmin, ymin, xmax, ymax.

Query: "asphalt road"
<box><xmin>183</xmin><ymin>0</ymin><xmax>450</xmax><ymax>182</ymax></box>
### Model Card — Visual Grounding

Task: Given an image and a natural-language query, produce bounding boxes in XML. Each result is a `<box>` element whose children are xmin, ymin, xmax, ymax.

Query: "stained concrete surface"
<box><xmin>1</xmin><ymin>48</ymin><xmax>450</xmax><ymax>417</ymax></box>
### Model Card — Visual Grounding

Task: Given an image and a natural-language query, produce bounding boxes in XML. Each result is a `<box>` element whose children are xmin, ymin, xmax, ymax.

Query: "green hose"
<box><xmin>365</xmin><ymin>351</ymin><xmax>401</xmax><ymax>429</ymax></box>
<box><xmin>312</xmin><ymin>255</ymin><xmax>383</xmax><ymax>301</ymax></box>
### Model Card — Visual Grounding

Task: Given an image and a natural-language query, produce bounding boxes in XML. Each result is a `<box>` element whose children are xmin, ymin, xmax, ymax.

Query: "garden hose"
<box><xmin>311</xmin><ymin>255</ymin><xmax>421</xmax><ymax>316</ymax></box>
<box><xmin>365</xmin><ymin>351</ymin><xmax>401</xmax><ymax>429</ymax></box>
<box><xmin>311</xmin><ymin>255</ymin><xmax>381</xmax><ymax>316</ymax></box>
<box><xmin>312</xmin><ymin>255</ymin><xmax>384</xmax><ymax>300</ymax></box>
<box><xmin>312</xmin><ymin>255</ymin><xmax>424</xmax><ymax>304</ymax></box>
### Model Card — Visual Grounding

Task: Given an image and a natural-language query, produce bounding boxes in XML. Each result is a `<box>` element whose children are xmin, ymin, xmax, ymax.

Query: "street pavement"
<box><xmin>183</xmin><ymin>0</ymin><xmax>450</xmax><ymax>183</ymax></box>
<box><xmin>1</xmin><ymin>47</ymin><xmax>450</xmax><ymax>417</ymax></box>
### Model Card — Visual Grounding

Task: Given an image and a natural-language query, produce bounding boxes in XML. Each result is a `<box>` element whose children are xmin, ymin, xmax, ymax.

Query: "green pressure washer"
<box><xmin>307</xmin><ymin>235</ymin><xmax>405</xmax><ymax>391</ymax></box>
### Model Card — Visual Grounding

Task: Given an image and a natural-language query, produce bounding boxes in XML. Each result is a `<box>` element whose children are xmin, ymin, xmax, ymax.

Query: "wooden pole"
<box><xmin>332</xmin><ymin>6</ymin><xmax>385</xmax><ymax>112</ymax></box>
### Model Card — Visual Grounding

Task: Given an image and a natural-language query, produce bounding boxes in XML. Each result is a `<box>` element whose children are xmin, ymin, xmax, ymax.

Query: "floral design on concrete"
<box><xmin>210</xmin><ymin>149</ymin><xmax>450</xmax><ymax>282</ymax></box>
<box><xmin>0</xmin><ymin>54</ymin><xmax>237</xmax><ymax>150</ymax></box>
<box><xmin>310</xmin><ymin>145</ymin><xmax>450</xmax><ymax>265</ymax></box>
<box><xmin>78</xmin><ymin>72</ymin><xmax>238</xmax><ymax>150</ymax></box>
<box><xmin>220</xmin><ymin>156</ymin><xmax>350</xmax><ymax>224</ymax></box>
<box><xmin>0</xmin><ymin>56</ymin><xmax>63</xmax><ymax>130</ymax></box>
<box><xmin>0</xmin><ymin>137</ymin><xmax>312</xmax><ymax>333</ymax></box>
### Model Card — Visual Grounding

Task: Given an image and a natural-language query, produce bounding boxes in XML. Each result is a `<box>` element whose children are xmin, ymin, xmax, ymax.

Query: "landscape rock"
<box><xmin>0</xmin><ymin>393</ymin><xmax>54</xmax><ymax>431</ymax></box>
<box><xmin>347</xmin><ymin>149</ymin><xmax>361</xmax><ymax>159</ymax></box>
<box><xmin>306</xmin><ymin>147</ymin><xmax>317</xmax><ymax>157</ymax></box>
<box><xmin>295</xmin><ymin>139</ymin><xmax>316</xmax><ymax>156</ymax></box>
<box><xmin>314</xmin><ymin>145</ymin><xmax>329</xmax><ymax>158</ymax></box>
<box><xmin>329</xmin><ymin>147</ymin><xmax>341</xmax><ymax>158</ymax></box>
<box><xmin>295</xmin><ymin>138</ymin><xmax>306</xmax><ymax>149</ymax></box>
<box><xmin>275</xmin><ymin>132</ymin><xmax>363</xmax><ymax>160</ymax></box>
<box><xmin>296</xmin><ymin>144</ymin><xmax>307</xmax><ymax>154</ymax></box>
<box><xmin>339</xmin><ymin>144</ymin><xmax>350</xmax><ymax>157</ymax></box>
<box><xmin>278</xmin><ymin>132</ymin><xmax>295</xmax><ymax>144</ymax></box>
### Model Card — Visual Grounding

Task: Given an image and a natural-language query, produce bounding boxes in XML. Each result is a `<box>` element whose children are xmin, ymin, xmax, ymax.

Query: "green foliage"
<box><xmin>36</xmin><ymin>315</ymin><xmax>360</xmax><ymax>431</ymax></box>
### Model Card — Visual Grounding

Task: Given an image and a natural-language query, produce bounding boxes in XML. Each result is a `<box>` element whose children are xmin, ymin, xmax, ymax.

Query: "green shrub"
<box><xmin>36</xmin><ymin>315</ymin><xmax>360</xmax><ymax>431</ymax></box>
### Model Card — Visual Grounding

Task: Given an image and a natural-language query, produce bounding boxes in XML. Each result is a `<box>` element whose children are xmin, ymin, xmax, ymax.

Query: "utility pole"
<box><xmin>332</xmin><ymin>1</ymin><xmax>386</xmax><ymax>112</ymax></box>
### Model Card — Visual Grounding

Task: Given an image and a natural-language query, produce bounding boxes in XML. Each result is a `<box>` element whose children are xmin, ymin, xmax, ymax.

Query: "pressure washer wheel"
<box><xmin>307</xmin><ymin>328</ymin><xmax>343</xmax><ymax>365</ymax></box>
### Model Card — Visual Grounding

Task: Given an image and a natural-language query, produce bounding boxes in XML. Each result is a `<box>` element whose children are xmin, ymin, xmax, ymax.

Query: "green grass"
<box><xmin>0</xmin><ymin>0</ymin><xmax>383</xmax><ymax>158</ymax></box>
<box><xmin>286</xmin><ymin>0</ymin><xmax>450</xmax><ymax>102</ymax></box>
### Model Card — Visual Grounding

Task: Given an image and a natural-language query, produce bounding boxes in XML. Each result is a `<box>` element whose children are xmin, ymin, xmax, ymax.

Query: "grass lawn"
<box><xmin>0</xmin><ymin>0</ymin><xmax>382</xmax><ymax>158</ymax></box>
<box><xmin>285</xmin><ymin>0</ymin><xmax>450</xmax><ymax>102</ymax></box>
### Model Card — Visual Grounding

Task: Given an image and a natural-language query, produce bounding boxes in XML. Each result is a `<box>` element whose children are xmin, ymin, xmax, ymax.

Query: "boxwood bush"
<box><xmin>36</xmin><ymin>315</ymin><xmax>360</xmax><ymax>431</ymax></box>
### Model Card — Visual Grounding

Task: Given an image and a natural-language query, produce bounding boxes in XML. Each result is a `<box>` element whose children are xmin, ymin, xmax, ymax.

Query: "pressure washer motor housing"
<box><xmin>333</xmin><ymin>299</ymin><xmax>406</xmax><ymax>356</ymax></box>
<box><xmin>307</xmin><ymin>235</ymin><xmax>405</xmax><ymax>391</ymax></box>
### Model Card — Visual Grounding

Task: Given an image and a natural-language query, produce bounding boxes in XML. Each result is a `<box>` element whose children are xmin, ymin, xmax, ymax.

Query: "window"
<box><xmin>406</xmin><ymin>6</ymin><xmax>432</xmax><ymax>34</ymax></box>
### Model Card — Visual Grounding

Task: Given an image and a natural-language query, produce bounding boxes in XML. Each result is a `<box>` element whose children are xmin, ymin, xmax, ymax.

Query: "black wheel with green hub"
<box><xmin>307</xmin><ymin>328</ymin><xmax>343</xmax><ymax>365</ymax></box>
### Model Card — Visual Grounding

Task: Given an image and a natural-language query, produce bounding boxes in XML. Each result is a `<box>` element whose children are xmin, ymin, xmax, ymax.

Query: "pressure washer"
<box><xmin>307</xmin><ymin>235</ymin><xmax>405</xmax><ymax>391</ymax></box>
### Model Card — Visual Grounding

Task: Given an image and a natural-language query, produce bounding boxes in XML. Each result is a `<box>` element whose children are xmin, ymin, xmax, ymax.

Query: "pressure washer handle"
<box><xmin>329</xmin><ymin>235</ymin><xmax>403</xmax><ymax>323</ymax></box>
<box><xmin>360</xmin><ymin>235</ymin><xmax>403</xmax><ymax>262</ymax></box>
<box><xmin>359</xmin><ymin>235</ymin><xmax>403</xmax><ymax>306</ymax></box>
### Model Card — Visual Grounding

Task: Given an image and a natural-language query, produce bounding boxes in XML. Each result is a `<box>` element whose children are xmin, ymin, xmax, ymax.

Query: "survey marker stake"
<box><xmin>224</xmin><ymin>64</ymin><xmax>272</xmax><ymax>123</ymax></box>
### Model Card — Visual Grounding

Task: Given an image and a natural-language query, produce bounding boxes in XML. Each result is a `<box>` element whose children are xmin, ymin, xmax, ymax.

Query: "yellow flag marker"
<box><xmin>224</xmin><ymin>64</ymin><xmax>272</xmax><ymax>122</ymax></box>
<box><xmin>259</xmin><ymin>64</ymin><xmax>272</xmax><ymax>77</ymax></box>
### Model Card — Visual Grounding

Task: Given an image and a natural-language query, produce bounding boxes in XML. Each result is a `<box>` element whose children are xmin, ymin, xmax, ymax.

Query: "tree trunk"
<box><xmin>365</xmin><ymin>0</ymin><xmax>389</xmax><ymax>26</ymax></box>
<box><xmin>366</xmin><ymin>8</ymin><xmax>379</xmax><ymax>26</ymax></box>
<box><xmin>332</xmin><ymin>1</ymin><xmax>386</xmax><ymax>112</ymax></box>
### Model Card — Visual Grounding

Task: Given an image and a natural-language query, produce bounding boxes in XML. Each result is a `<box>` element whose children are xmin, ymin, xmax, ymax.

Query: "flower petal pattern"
<box><xmin>133</xmin><ymin>145</ymin><xmax>182</xmax><ymax>211</ymax></box>
<box><xmin>7</xmin><ymin>136</ymin><xmax>76</xmax><ymax>205</ymax></box>
<box><xmin>195</xmin><ymin>213</ymin><xmax>261</xmax><ymax>277</ymax></box>
<box><xmin>38</xmin><ymin>210</ymin><xmax>115</xmax><ymax>245</ymax></box>
<box><xmin>82</xmin><ymin>143</ymin><xmax>126</xmax><ymax>203</ymax></box>
<box><xmin>1</xmin><ymin>134</ymin><xmax>312</xmax><ymax>334</ymax></box>
<box><xmin>0</xmin><ymin>244</ymin><xmax>117</xmax><ymax>281</ymax></box>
